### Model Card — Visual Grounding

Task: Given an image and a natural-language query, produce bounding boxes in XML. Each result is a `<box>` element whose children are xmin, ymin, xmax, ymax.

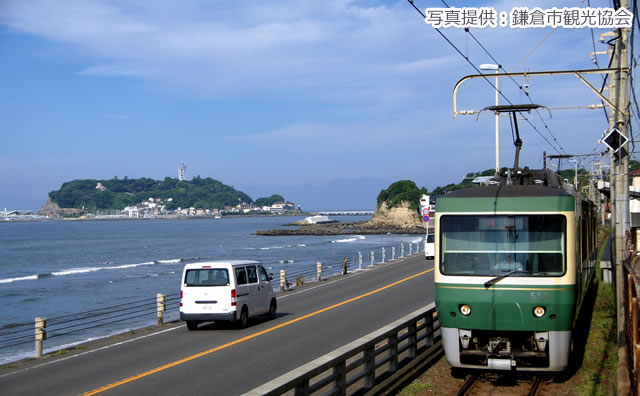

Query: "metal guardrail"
<box><xmin>0</xmin><ymin>293</ymin><xmax>180</xmax><ymax>359</ymax></box>
<box><xmin>244</xmin><ymin>303</ymin><xmax>440</xmax><ymax>396</ymax></box>
<box><xmin>275</xmin><ymin>242</ymin><xmax>423</xmax><ymax>291</ymax></box>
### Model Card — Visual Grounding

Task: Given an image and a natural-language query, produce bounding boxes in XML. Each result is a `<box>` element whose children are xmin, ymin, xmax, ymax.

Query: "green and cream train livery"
<box><xmin>434</xmin><ymin>168</ymin><xmax>597</xmax><ymax>372</ymax></box>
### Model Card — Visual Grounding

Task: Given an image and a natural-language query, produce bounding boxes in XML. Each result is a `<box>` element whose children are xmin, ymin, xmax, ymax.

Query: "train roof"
<box><xmin>446</xmin><ymin>184</ymin><xmax>571</xmax><ymax>199</ymax></box>
<box><xmin>436</xmin><ymin>168</ymin><xmax>583</xmax><ymax>213</ymax></box>
<box><xmin>447</xmin><ymin>168</ymin><xmax>572</xmax><ymax>199</ymax></box>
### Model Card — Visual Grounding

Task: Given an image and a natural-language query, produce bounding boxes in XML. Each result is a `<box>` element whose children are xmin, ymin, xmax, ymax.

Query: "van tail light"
<box><xmin>231</xmin><ymin>289</ymin><xmax>237</xmax><ymax>306</ymax></box>
<box><xmin>180</xmin><ymin>290</ymin><xmax>183</xmax><ymax>307</ymax></box>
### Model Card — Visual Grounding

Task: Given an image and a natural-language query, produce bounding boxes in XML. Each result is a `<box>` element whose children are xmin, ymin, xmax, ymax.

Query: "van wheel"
<box><xmin>238</xmin><ymin>307</ymin><xmax>248</xmax><ymax>329</ymax></box>
<box><xmin>186</xmin><ymin>321</ymin><xmax>198</xmax><ymax>331</ymax></box>
<box><xmin>268</xmin><ymin>299</ymin><xmax>277</xmax><ymax>320</ymax></box>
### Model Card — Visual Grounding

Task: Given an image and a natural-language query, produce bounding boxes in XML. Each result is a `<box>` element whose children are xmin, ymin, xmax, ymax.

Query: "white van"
<box><xmin>424</xmin><ymin>233</ymin><xmax>435</xmax><ymax>260</ymax></box>
<box><xmin>180</xmin><ymin>260</ymin><xmax>277</xmax><ymax>330</ymax></box>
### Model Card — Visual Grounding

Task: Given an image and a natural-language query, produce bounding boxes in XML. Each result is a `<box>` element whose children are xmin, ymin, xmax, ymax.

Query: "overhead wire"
<box><xmin>408</xmin><ymin>0</ymin><xmax>567</xmax><ymax>155</ymax></box>
<box><xmin>442</xmin><ymin>0</ymin><xmax>574</xmax><ymax>155</ymax></box>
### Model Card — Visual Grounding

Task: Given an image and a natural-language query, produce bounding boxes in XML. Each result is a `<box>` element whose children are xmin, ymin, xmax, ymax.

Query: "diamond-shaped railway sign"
<box><xmin>602</xmin><ymin>127</ymin><xmax>628</xmax><ymax>153</ymax></box>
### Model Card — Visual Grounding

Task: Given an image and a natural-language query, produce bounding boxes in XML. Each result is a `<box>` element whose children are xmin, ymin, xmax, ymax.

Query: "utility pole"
<box><xmin>607</xmin><ymin>0</ymin><xmax>631</xmax><ymax>343</ymax></box>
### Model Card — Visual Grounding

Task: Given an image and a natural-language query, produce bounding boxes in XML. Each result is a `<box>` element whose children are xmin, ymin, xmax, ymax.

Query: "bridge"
<box><xmin>314</xmin><ymin>210</ymin><xmax>374</xmax><ymax>216</ymax></box>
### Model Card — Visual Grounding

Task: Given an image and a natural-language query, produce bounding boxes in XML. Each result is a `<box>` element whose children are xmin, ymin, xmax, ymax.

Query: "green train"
<box><xmin>434</xmin><ymin>168</ymin><xmax>597</xmax><ymax>371</ymax></box>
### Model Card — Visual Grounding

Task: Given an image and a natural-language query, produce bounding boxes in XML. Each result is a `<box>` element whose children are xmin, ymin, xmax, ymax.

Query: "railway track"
<box><xmin>455</xmin><ymin>371</ymin><xmax>548</xmax><ymax>396</ymax></box>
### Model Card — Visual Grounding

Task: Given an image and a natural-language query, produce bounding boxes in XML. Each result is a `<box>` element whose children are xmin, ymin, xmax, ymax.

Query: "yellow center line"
<box><xmin>81</xmin><ymin>267</ymin><xmax>433</xmax><ymax>395</ymax></box>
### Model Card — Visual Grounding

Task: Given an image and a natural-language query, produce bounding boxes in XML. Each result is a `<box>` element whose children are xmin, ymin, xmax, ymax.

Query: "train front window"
<box><xmin>440</xmin><ymin>215</ymin><xmax>565</xmax><ymax>276</ymax></box>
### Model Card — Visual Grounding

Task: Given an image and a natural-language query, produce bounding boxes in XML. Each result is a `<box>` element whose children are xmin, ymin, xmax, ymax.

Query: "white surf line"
<box><xmin>277</xmin><ymin>255</ymin><xmax>415</xmax><ymax>299</ymax></box>
<box><xmin>0</xmin><ymin>325</ymin><xmax>184</xmax><ymax>379</ymax></box>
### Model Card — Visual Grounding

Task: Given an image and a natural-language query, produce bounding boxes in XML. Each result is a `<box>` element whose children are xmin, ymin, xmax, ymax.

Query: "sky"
<box><xmin>0</xmin><ymin>0</ymin><xmax>633</xmax><ymax>211</ymax></box>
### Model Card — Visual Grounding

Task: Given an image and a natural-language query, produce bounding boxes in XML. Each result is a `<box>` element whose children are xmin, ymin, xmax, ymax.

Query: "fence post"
<box><xmin>392</xmin><ymin>246</ymin><xmax>396</xmax><ymax>261</ymax></box>
<box><xmin>425</xmin><ymin>313</ymin><xmax>434</xmax><ymax>347</ymax></box>
<box><xmin>381</xmin><ymin>247</ymin><xmax>386</xmax><ymax>263</ymax></box>
<box><xmin>401</xmin><ymin>243</ymin><xmax>405</xmax><ymax>257</ymax></box>
<box><xmin>364</xmin><ymin>345</ymin><xmax>376</xmax><ymax>389</ymax></box>
<box><xmin>408</xmin><ymin>321</ymin><xmax>417</xmax><ymax>358</ymax></box>
<box><xmin>370</xmin><ymin>251</ymin><xmax>374</xmax><ymax>266</ymax></box>
<box><xmin>387</xmin><ymin>333</ymin><xmax>398</xmax><ymax>372</ymax></box>
<box><xmin>35</xmin><ymin>317</ymin><xmax>46</xmax><ymax>358</ymax></box>
<box><xmin>280</xmin><ymin>270</ymin><xmax>286</xmax><ymax>292</ymax></box>
<box><xmin>333</xmin><ymin>360</ymin><xmax>347</xmax><ymax>395</ymax></box>
<box><xmin>317</xmin><ymin>261</ymin><xmax>322</xmax><ymax>281</ymax></box>
<box><xmin>157</xmin><ymin>293</ymin><xmax>165</xmax><ymax>325</ymax></box>
<box><xmin>359</xmin><ymin>252</ymin><xmax>363</xmax><ymax>270</ymax></box>
<box><xmin>409</xmin><ymin>243</ymin><xmax>413</xmax><ymax>255</ymax></box>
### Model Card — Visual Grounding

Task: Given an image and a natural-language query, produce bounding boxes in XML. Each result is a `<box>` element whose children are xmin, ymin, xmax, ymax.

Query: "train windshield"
<box><xmin>440</xmin><ymin>215</ymin><xmax>565</xmax><ymax>276</ymax></box>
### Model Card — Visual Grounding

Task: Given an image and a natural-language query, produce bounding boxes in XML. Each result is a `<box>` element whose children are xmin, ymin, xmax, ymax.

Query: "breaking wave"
<box><xmin>0</xmin><ymin>258</ymin><xmax>191</xmax><ymax>284</ymax></box>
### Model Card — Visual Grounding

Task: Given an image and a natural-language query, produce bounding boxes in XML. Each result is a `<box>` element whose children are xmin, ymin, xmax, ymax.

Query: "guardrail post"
<box><xmin>317</xmin><ymin>261</ymin><xmax>322</xmax><ymax>281</ymax></box>
<box><xmin>358</xmin><ymin>252</ymin><xmax>363</xmax><ymax>270</ymax></box>
<box><xmin>35</xmin><ymin>317</ymin><xmax>46</xmax><ymax>358</ymax></box>
<box><xmin>364</xmin><ymin>345</ymin><xmax>375</xmax><ymax>389</ymax></box>
<box><xmin>392</xmin><ymin>246</ymin><xmax>395</xmax><ymax>261</ymax></box>
<box><xmin>401</xmin><ymin>243</ymin><xmax>404</xmax><ymax>258</ymax></box>
<box><xmin>425</xmin><ymin>313</ymin><xmax>434</xmax><ymax>347</ymax></box>
<box><xmin>370</xmin><ymin>251</ymin><xmax>374</xmax><ymax>267</ymax></box>
<box><xmin>407</xmin><ymin>321</ymin><xmax>417</xmax><ymax>358</ymax></box>
<box><xmin>387</xmin><ymin>334</ymin><xmax>398</xmax><ymax>372</ymax></box>
<box><xmin>280</xmin><ymin>270</ymin><xmax>286</xmax><ymax>292</ymax></box>
<box><xmin>294</xmin><ymin>381</ymin><xmax>309</xmax><ymax>396</ymax></box>
<box><xmin>381</xmin><ymin>247</ymin><xmax>385</xmax><ymax>263</ymax></box>
<box><xmin>333</xmin><ymin>360</ymin><xmax>347</xmax><ymax>395</ymax></box>
<box><xmin>157</xmin><ymin>293</ymin><xmax>165</xmax><ymax>325</ymax></box>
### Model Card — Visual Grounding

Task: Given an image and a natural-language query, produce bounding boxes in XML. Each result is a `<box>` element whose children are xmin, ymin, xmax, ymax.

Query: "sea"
<box><xmin>0</xmin><ymin>215</ymin><xmax>425</xmax><ymax>364</ymax></box>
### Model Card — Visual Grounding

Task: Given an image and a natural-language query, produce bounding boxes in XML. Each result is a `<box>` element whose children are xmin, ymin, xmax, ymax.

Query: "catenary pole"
<box><xmin>610</xmin><ymin>0</ymin><xmax>630</xmax><ymax>344</ymax></box>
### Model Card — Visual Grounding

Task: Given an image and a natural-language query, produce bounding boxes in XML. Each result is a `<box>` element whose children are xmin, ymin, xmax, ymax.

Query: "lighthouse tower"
<box><xmin>178</xmin><ymin>163</ymin><xmax>187</xmax><ymax>181</ymax></box>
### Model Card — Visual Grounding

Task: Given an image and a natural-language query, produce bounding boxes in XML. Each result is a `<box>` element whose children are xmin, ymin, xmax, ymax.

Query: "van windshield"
<box><xmin>185</xmin><ymin>269</ymin><xmax>230</xmax><ymax>286</ymax></box>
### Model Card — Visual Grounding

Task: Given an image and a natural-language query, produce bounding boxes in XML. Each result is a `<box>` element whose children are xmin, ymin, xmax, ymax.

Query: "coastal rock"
<box><xmin>370</xmin><ymin>201</ymin><xmax>421</xmax><ymax>228</ymax></box>
<box><xmin>38</xmin><ymin>198</ymin><xmax>61</xmax><ymax>216</ymax></box>
<box><xmin>37</xmin><ymin>198</ymin><xmax>83</xmax><ymax>217</ymax></box>
<box><xmin>256</xmin><ymin>221</ymin><xmax>425</xmax><ymax>236</ymax></box>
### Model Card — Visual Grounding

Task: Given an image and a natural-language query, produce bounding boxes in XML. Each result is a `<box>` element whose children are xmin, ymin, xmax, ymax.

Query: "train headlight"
<box><xmin>459</xmin><ymin>304</ymin><xmax>471</xmax><ymax>316</ymax></box>
<box><xmin>533</xmin><ymin>306</ymin><xmax>546</xmax><ymax>318</ymax></box>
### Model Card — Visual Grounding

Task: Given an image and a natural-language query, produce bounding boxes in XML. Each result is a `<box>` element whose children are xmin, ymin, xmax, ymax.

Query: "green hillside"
<box><xmin>48</xmin><ymin>176</ymin><xmax>254</xmax><ymax>211</ymax></box>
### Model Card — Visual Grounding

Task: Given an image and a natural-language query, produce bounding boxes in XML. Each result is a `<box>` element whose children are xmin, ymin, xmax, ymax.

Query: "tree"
<box><xmin>255</xmin><ymin>194</ymin><xmax>285</xmax><ymax>207</ymax></box>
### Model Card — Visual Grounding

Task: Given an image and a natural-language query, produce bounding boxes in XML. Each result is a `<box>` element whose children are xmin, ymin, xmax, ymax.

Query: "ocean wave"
<box><xmin>259</xmin><ymin>245</ymin><xmax>292</xmax><ymax>250</ymax></box>
<box><xmin>0</xmin><ymin>258</ymin><xmax>188</xmax><ymax>284</ymax></box>
<box><xmin>278</xmin><ymin>259</ymin><xmax>295</xmax><ymax>263</ymax></box>
<box><xmin>331</xmin><ymin>235</ymin><xmax>366</xmax><ymax>243</ymax></box>
<box><xmin>0</xmin><ymin>274</ymin><xmax>39</xmax><ymax>284</ymax></box>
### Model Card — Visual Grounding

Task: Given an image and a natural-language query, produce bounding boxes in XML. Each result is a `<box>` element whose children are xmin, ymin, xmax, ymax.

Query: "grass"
<box><xmin>400</xmin><ymin>383</ymin><xmax>437</xmax><ymax>396</ymax></box>
<box><xmin>571</xmin><ymin>230</ymin><xmax>618</xmax><ymax>395</ymax></box>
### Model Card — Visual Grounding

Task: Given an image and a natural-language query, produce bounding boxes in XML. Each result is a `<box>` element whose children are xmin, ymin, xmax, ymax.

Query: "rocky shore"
<box><xmin>256</xmin><ymin>221</ymin><xmax>426</xmax><ymax>236</ymax></box>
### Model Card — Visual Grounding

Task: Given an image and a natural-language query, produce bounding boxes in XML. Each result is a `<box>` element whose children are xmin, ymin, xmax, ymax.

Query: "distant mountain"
<box><xmin>47</xmin><ymin>177</ymin><xmax>255</xmax><ymax>211</ymax></box>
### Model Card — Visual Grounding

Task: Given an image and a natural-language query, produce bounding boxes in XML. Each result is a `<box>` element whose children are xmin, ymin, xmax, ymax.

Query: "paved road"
<box><xmin>1</xmin><ymin>254</ymin><xmax>434</xmax><ymax>395</ymax></box>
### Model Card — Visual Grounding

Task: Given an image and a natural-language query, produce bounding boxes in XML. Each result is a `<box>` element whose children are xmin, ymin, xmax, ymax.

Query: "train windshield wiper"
<box><xmin>484</xmin><ymin>269</ymin><xmax>532</xmax><ymax>288</ymax></box>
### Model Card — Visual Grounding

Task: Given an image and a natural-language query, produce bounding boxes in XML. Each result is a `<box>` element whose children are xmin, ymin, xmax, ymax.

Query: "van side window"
<box><xmin>258</xmin><ymin>266</ymin><xmax>269</xmax><ymax>282</ymax></box>
<box><xmin>246</xmin><ymin>265</ymin><xmax>258</xmax><ymax>284</ymax></box>
<box><xmin>235</xmin><ymin>267</ymin><xmax>247</xmax><ymax>285</ymax></box>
